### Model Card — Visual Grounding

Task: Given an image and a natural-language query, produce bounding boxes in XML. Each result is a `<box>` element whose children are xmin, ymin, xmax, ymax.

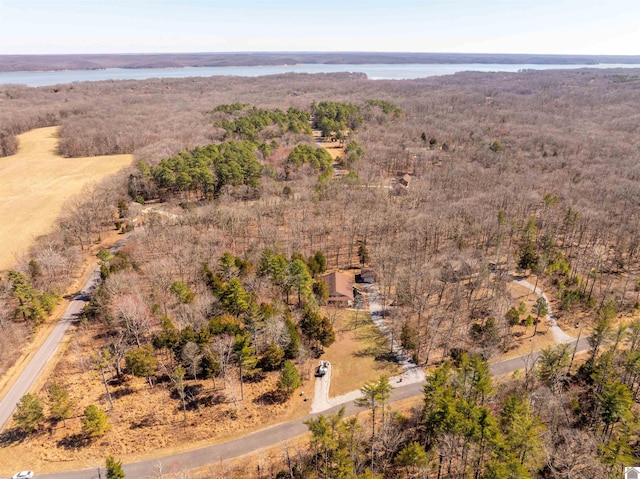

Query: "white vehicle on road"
<box><xmin>12</xmin><ymin>472</ymin><xmax>34</xmax><ymax>479</ymax></box>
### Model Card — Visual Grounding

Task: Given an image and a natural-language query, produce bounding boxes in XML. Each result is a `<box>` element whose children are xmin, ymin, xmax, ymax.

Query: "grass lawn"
<box><xmin>321</xmin><ymin>307</ymin><xmax>402</xmax><ymax>397</ymax></box>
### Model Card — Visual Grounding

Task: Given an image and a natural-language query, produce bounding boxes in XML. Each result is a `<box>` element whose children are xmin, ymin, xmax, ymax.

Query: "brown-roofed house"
<box><xmin>321</xmin><ymin>271</ymin><xmax>354</xmax><ymax>307</ymax></box>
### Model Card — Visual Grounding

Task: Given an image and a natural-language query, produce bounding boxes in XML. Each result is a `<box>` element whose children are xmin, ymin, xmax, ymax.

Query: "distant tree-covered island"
<box><xmin>2</xmin><ymin>51</ymin><xmax>640</xmax><ymax>72</ymax></box>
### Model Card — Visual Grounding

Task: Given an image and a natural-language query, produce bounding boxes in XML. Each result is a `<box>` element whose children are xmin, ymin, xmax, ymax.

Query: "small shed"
<box><xmin>398</xmin><ymin>174</ymin><xmax>412</xmax><ymax>187</ymax></box>
<box><xmin>321</xmin><ymin>271</ymin><xmax>354</xmax><ymax>307</ymax></box>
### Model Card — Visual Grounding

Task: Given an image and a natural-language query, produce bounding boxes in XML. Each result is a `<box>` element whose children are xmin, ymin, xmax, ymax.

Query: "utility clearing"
<box><xmin>0</xmin><ymin>126</ymin><xmax>132</xmax><ymax>272</ymax></box>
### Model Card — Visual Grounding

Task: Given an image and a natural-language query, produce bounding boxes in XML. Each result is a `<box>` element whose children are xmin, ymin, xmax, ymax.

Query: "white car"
<box><xmin>315</xmin><ymin>360</ymin><xmax>330</xmax><ymax>377</ymax></box>
<box><xmin>12</xmin><ymin>472</ymin><xmax>34</xmax><ymax>479</ymax></box>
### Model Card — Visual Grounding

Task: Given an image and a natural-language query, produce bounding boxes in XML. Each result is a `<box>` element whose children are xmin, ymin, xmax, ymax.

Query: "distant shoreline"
<box><xmin>2</xmin><ymin>52</ymin><xmax>640</xmax><ymax>73</ymax></box>
<box><xmin>4</xmin><ymin>63</ymin><xmax>640</xmax><ymax>88</ymax></box>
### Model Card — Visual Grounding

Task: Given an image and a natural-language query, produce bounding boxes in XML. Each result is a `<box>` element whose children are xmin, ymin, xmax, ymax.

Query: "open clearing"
<box><xmin>322</xmin><ymin>307</ymin><xmax>402</xmax><ymax>396</ymax></box>
<box><xmin>0</xmin><ymin>126</ymin><xmax>132</xmax><ymax>272</ymax></box>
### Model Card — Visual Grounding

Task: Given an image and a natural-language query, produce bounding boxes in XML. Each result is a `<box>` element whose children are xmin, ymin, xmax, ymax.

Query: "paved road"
<box><xmin>29</xmin><ymin>337</ymin><xmax>592</xmax><ymax>479</ymax></box>
<box><xmin>0</xmin><ymin>267</ymin><xmax>101</xmax><ymax>433</ymax></box>
<box><xmin>488</xmin><ymin>336</ymin><xmax>590</xmax><ymax>376</ymax></box>
<box><xmin>0</xmin><ymin>235</ymin><xmax>132</xmax><ymax>437</ymax></box>
<box><xmin>1</xmin><ymin>258</ymin><xmax>589</xmax><ymax>478</ymax></box>
<box><xmin>34</xmin><ymin>382</ymin><xmax>422</xmax><ymax>479</ymax></box>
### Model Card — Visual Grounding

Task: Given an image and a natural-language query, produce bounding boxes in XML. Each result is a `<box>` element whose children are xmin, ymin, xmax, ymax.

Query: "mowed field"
<box><xmin>0</xmin><ymin>127</ymin><xmax>132</xmax><ymax>271</ymax></box>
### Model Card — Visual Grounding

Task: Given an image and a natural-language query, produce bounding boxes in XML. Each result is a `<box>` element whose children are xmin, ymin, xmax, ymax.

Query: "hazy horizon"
<box><xmin>3</xmin><ymin>51</ymin><xmax>640</xmax><ymax>58</ymax></box>
<box><xmin>1</xmin><ymin>0</ymin><xmax>638</xmax><ymax>56</ymax></box>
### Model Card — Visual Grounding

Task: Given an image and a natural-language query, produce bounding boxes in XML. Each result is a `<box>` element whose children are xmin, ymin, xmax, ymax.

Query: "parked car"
<box><xmin>315</xmin><ymin>360</ymin><xmax>329</xmax><ymax>377</ymax></box>
<box><xmin>12</xmin><ymin>472</ymin><xmax>34</xmax><ymax>479</ymax></box>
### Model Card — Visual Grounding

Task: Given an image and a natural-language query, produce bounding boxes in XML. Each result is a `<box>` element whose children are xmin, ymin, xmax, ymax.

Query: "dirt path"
<box><xmin>313</xmin><ymin>128</ymin><xmax>348</xmax><ymax>176</ymax></box>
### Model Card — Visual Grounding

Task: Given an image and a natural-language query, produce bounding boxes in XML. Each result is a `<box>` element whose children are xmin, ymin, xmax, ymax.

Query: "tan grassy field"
<box><xmin>0</xmin><ymin>325</ymin><xmax>317</xmax><ymax>474</ymax></box>
<box><xmin>0</xmin><ymin>126</ymin><xmax>132</xmax><ymax>272</ymax></box>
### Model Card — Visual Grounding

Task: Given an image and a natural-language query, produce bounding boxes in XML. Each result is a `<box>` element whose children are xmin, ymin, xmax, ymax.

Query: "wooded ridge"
<box><xmin>1</xmin><ymin>68</ymin><xmax>640</xmax><ymax>478</ymax></box>
<box><xmin>2</xmin><ymin>52</ymin><xmax>640</xmax><ymax>72</ymax></box>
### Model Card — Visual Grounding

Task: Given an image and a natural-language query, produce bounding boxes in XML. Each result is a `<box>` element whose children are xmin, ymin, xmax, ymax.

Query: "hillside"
<box><xmin>1</xmin><ymin>69</ymin><xmax>640</xmax><ymax>478</ymax></box>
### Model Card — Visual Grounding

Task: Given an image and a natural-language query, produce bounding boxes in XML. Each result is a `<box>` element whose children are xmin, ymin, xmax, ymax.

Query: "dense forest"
<box><xmin>1</xmin><ymin>68</ymin><xmax>640</xmax><ymax>478</ymax></box>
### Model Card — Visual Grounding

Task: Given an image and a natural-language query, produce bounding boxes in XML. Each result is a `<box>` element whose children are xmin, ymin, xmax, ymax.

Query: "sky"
<box><xmin>0</xmin><ymin>0</ymin><xmax>638</xmax><ymax>56</ymax></box>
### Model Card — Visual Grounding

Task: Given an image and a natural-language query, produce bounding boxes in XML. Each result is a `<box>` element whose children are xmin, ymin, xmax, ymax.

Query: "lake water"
<box><xmin>1</xmin><ymin>63</ymin><xmax>639</xmax><ymax>87</ymax></box>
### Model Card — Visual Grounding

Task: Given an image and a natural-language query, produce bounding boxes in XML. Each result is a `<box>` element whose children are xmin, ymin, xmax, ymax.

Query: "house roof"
<box><xmin>321</xmin><ymin>271</ymin><xmax>354</xmax><ymax>301</ymax></box>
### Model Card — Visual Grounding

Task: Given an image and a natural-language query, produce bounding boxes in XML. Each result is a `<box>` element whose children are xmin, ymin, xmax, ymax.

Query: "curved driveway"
<box><xmin>29</xmin><ymin>336</ymin><xmax>590</xmax><ymax>479</ymax></box>
<box><xmin>513</xmin><ymin>276</ymin><xmax>575</xmax><ymax>344</ymax></box>
<box><xmin>1</xmin><ymin>262</ymin><xmax>589</xmax><ymax>478</ymax></box>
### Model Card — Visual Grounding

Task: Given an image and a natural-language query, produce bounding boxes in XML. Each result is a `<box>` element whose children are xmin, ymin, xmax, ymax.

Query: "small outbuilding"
<box><xmin>398</xmin><ymin>174</ymin><xmax>412</xmax><ymax>187</ymax></box>
<box><xmin>321</xmin><ymin>271</ymin><xmax>354</xmax><ymax>307</ymax></box>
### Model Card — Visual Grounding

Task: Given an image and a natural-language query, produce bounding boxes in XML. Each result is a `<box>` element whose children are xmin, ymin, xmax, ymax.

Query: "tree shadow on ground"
<box><xmin>309</xmin><ymin>346</ymin><xmax>326</xmax><ymax>359</ymax></box>
<box><xmin>57</xmin><ymin>433</ymin><xmax>91</xmax><ymax>450</ymax></box>
<box><xmin>197</xmin><ymin>392</ymin><xmax>227</xmax><ymax>408</ymax></box>
<box><xmin>185</xmin><ymin>390</ymin><xmax>226</xmax><ymax>411</ymax></box>
<box><xmin>112</xmin><ymin>385</ymin><xmax>135</xmax><ymax>399</ymax></box>
<box><xmin>253</xmin><ymin>390</ymin><xmax>287</xmax><ymax>405</ymax></box>
<box><xmin>130</xmin><ymin>414</ymin><xmax>159</xmax><ymax>430</ymax></box>
<box><xmin>373</xmin><ymin>350</ymin><xmax>397</xmax><ymax>363</ymax></box>
<box><xmin>353</xmin><ymin>324</ymin><xmax>389</xmax><ymax>346</ymax></box>
<box><xmin>353</xmin><ymin>345</ymin><xmax>399</xmax><ymax>370</ymax></box>
<box><xmin>0</xmin><ymin>427</ymin><xmax>28</xmax><ymax>446</ymax></box>
<box><xmin>170</xmin><ymin>383</ymin><xmax>202</xmax><ymax>400</ymax></box>
<box><xmin>243</xmin><ymin>371</ymin><xmax>266</xmax><ymax>383</ymax></box>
